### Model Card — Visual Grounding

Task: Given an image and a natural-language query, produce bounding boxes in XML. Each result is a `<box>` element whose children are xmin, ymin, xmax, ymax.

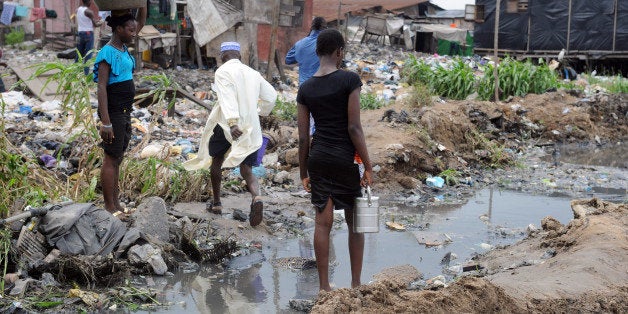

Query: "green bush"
<box><xmin>6</xmin><ymin>28</ymin><xmax>24</xmax><ymax>45</ymax></box>
<box><xmin>360</xmin><ymin>93</ymin><xmax>386</xmax><ymax>110</ymax></box>
<box><xmin>272</xmin><ymin>97</ymin><xmax>297</xmax><ymax>121</ymax></box>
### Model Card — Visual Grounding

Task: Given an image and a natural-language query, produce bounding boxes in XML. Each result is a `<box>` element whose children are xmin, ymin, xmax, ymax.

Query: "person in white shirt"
<box><xmin>183</xmin><ymin>42</ymin><xmax>277</xmax><ymax>227</ymax></box>
<box><xmin>76</xmin><ymin>0</ymin><xmax>100</xmax><ymax>75</ymax></box>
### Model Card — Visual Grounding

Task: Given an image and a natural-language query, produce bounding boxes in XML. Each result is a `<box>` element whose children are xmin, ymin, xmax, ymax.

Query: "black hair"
<box><xmin>105</xmin><ymin>14</ymin><xmax>135</xmax><ymax>29</ymax></box>
<box><xmin>311</xmin><ymin>17</ymin><xmax>326</xmax><ymax>31</ymax></box>
<box><xmin>82</xmin><ymin>0</ymin><xmax>90</xmax><ymax>5</ymax></box>
<box><xmin>316</xmin><ymin>29</ymin><xmax>344</xmax><ymax>56</ymax></box>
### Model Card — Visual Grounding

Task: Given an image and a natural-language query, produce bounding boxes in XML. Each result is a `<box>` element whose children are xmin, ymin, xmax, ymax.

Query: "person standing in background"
<box><xmin>76</xmin><ymin>0</ymin><xmax>101</xmax><ymax>74</ymax></box>
<box><xmin>286</xmin><ymin>17</ymin><xmax>326</xmax><ymax>135</ymax></box>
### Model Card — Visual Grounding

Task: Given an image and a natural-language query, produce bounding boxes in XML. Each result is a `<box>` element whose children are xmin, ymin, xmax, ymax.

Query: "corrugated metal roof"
<box><xmin>426</xmin><ymin>9</ymin><xmax>466</xmax><ymax>18</ymax></box>
<box><xmin>314</xmin><ymin>0</ymin><xmax>428</xmax><ymax>22</ymax></box>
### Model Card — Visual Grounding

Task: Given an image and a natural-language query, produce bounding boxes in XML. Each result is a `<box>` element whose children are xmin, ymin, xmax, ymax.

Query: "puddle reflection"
<box><xmin>140</xmin><ymin>188</ymin><xmax>573</xmax><ymax>313</ymax></box>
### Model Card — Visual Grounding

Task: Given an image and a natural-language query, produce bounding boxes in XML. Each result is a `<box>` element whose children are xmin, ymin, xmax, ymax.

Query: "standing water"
<box><xmin>138</xmin><ymin>189</ymin><xmax>573</xmax><ymax>313</ymax></box>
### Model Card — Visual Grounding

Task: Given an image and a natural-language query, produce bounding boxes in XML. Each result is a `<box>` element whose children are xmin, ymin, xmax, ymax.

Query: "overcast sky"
<box><xmin>430</xmin><ymin>0</ymin><xmax>475</xmax><ymax>10</ymax></box>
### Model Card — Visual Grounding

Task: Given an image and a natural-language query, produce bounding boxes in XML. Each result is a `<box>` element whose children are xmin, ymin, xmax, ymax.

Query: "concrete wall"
<box><xmin>256</xmin><ymin>0</ymin><xmax>313</xmax><ymax>63</ymax></box>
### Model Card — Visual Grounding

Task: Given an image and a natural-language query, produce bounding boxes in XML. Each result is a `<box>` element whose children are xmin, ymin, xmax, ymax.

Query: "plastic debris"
<box><xmin>426</xmin><ymin>176</ymin><xmax>445</xmax><ymax>188</ymax></box>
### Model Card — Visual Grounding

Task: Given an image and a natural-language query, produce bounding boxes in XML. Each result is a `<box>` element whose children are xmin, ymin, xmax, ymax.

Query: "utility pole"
<box><xmin>493</xmin><ymin>0</ymin><xmax>501</xmax><ymax>102</ymax></box>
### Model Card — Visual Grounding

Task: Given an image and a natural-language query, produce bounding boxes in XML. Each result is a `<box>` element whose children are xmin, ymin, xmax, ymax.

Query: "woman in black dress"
<box><xmin>297</xmin><ymin>29</ymin><xmax>373</xmax><ymax>292</ymax></box>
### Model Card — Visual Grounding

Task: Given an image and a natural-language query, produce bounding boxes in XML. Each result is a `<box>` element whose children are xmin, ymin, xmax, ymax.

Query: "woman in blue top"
<box><xmin>94</xmin><ymin>13</ymin><xmax>137</xmax><ymax>213</ymax></box>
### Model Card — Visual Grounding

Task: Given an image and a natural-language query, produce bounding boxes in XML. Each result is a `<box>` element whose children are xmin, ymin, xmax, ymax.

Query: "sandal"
<box><xmin>112</xmin><ymin>210</ymin><xmax>131</xmax><ymax>221</ymax></box>
<box><xmin>207</xmin><ymin>201</ymin><xmax>223</xmax><ymax>215</ymax></box>
<box><xmin>249</xmin><ymin>197</ymin><xmax>263</xmax><ymax>227</ymax></box>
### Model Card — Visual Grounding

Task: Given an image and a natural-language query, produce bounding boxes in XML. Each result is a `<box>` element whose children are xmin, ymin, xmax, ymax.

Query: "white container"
<box><xmin>353</xmin><ymin>186</ymin><xmax>379</xmax><ymax>233</ymax></box>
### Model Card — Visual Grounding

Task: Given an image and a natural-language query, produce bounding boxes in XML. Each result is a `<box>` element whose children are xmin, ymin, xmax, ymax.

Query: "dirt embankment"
<box><xmin>358</xmin><ymin>90</ymin><xmax>626</xmax><ymax>189</ymax></box>
<box><xmin>311</xmin><ymin>199</ymin><xmax>628</xmax><ymax>313</ymax></box>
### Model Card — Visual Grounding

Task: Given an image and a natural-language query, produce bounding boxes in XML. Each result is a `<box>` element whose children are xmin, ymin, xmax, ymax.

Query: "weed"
<box><xmin>438</xmin><ymin>169</ymin><xmax>461</xmax><ymax>186</ymax></box>
<box><xmin>6</xmin><ymin>28</ymin><xmax>25</xmax><ymax>45</ymax></box>
<box><xmin>406</xmin><ymin>83</ymin><xmax>432</xmax><ymax>108</ymax></box>
<box><xmin>465</xmin><ymin>129</ymin><xmax>513</xmax><ymax>168</ymax></box>
<box><xmin>0</xmin><ymin>228</ymin><xmax>10</xmax><ymax>293</ymax></box>
<box><xmin>119</xmin><ymin>157</ymin><xmax>211</xmax><ymax>202</ymax></box>
<box><xmin>586</xmin><ymin>74</ymin><xmax>628</xmax><ymax>94</ymax></box>
<box><xmin>360</xmin><ymin>93</ymin><xmax>386</xmax><ymax>110</ymax></box>
<box><xmin>272</xmin><ymin>97</ymin><xmax>297</xmax><ymax>121</ymax></box>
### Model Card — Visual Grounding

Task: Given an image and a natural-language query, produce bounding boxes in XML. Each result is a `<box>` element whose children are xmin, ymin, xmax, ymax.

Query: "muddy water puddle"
<box><xmin>138</xmin><ymin>189</ymin><xmax>572</xmax><ymax>313</ymax></box>
<box><xmin>542</xmin><ymin>142</ymin><xmax>627</xmax><ymax>168</ymax></box>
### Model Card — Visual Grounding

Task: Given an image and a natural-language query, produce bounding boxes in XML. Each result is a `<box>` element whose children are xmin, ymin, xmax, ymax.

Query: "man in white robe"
<box><xmin>183</xmin><ymin>42</ymin><xmax>277</xmax><ymax>227</ymax></box>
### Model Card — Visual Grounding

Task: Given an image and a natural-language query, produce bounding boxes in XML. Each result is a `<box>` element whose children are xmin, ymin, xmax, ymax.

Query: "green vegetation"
<box><xmin>0</xmin><ymin>100</ymin><xmax>59</xmax><ymax>214</ymax></box>
<box><xmin>586</xmin><ymin>74</ymin><xmax>628</xmax><ymax>93</ymax></box>
<box><xmin>438</xmin><ymin>169</ymin><xmax>461</xmax><ymax>186</ymax></box>
<box><xmin>120</xmin><ymin>157</ymin><xmax>211</xmax><ymax>203</ymax></box>
<box><xmin>272</xmin><ymin>97</ymin><xmax>297</xmax><ymax>121</ymax></box>
<box><xmin>478</xmin><ymin>57</ymin><xmax>558</xmax><ymax>101</ymax></box>
<box><xmin>402</xmin><ymin>55</ymin><xmax>561</xmax><ymax>101</ymax></box>
<box><xmin>135</xmin><ymin>73</ymin><xmax>179</xmax><ymax>111</ymax></box>
<box><xmin>465</xmin><ymin>129</ymin><xmax>513</xmax><ymax>168</ymax></box>
<box><xmin>432</xmin><ymin>59</ymin><xmax>476</xmax><ymax>100</ymax></box>
<box><xmin>405</xmin><ymin>83</ymin><xmax>433</xmax><ymax>108</ymax></box>
<box><xmin>360</xmin><ymin>93</ymin><xmax>386</xmax><ymax>110</ymax></box>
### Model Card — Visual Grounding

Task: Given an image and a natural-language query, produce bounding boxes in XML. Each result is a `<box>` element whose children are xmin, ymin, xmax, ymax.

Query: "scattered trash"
<box><xmin>426</xmin><ymin>176</ymin><xmax>445</xmax><ymax>188</ymax></box>
<box><xmin>386</xmin><ymin>221</ymin><xmax>405</xmax><ymax>231</ymax></box>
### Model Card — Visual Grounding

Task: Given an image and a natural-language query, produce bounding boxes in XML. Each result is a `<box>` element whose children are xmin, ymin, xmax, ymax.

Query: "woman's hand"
<box><xmin>100</xmin><ymin>125</ymin><xmax>114</xmax><ymax>144</ymax></box>
<box><xmin>302</xmin><ymin>177</ymin><xmax>311</xmax><ymax>192</ymax></box>
<box><xmin>360</xmin><ymin>169</ymin><xmax>372</xmax><ymax>188</ymax></box>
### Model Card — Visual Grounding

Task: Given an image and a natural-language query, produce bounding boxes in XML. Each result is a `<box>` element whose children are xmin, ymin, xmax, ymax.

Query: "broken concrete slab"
<box><xmin>132</xmin><ymin>197</ymin><xmax>170</xmax><ymax>243</ymax></box>
<box><xmin>170</xmin><ymin>202</ymin><xmax>211</xmax><ymax>220</ymax></box>
<box><xmin>128</xmin><ymin>244</ymin><xmax>168</xmax><ymax>275</ymax></box>
<box><xmin>412</xmin><ymin>231</ymin><xmax>452</xmax><ymax>247</ymax></box>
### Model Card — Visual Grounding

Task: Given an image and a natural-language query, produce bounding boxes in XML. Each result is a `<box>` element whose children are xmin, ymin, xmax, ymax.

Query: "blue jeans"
<box><xmin>76</xmin><ymin>31</ymin><xmax>94</xmax><ymax>75</ymax></box>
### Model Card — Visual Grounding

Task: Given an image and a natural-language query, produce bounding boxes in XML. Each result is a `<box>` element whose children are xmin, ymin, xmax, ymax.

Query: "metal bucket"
<box><xmin>353</xmin><ymin>186</ymin><xmax>379</xmax><ymax>233</ymax></box>
<box><xmin>94</xmin><ymin>0</ymin><xmax>145</xmax><ymax>11</ymax></box>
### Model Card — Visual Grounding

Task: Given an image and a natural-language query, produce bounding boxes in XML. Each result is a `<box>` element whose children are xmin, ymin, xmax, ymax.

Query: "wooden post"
<box><xmin>266</xmin><ymin>0</ymin><xmax>281</xmax><ymax>81</ymax></box>
<box><xmin>493</xmin><ymin>0</ymin><xmax>501</xmax><ymax>102</ymax></box>
<box><xmin>612</xmin><ymin>0</ymin><xmax>618</xmax><ymax>52</ymax></box>
<box><xmin>337</xmin><ymin>1</ymin><xmax>342</xmax><ymax>30</ymax></box>
<box><xmin>566</xmin><ymin>0</ymin><xmax>572</xmax><ymax>53</ymax></box>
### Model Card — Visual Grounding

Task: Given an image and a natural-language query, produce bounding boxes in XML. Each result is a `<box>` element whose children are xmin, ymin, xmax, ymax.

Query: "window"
<box><xmin>465</xmin><ymin>4</ymin><xmax>484</xmax><ymax>22</ymax></box>
<box><xmin>507</xmin><ymin>0</ymin><xmax>528</xmax><ymax>13</ymax></box>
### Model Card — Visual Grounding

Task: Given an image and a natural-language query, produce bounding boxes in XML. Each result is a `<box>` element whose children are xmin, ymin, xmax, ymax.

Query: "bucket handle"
<box><xmin>365</xmin><ymin>185</ymin><xmax>372</xmax><ymax>206</ymax></box>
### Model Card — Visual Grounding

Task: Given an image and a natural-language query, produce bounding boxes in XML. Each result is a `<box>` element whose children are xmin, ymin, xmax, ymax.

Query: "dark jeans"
<box><xmin>76</xmin><ymin>31</ymin><xmax>94</xmax><ymax>75</ymax></box>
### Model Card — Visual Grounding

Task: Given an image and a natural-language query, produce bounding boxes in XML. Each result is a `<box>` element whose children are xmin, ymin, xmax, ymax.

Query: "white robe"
<box><xmin>183</xmin><ymin>59</ymin><xmax>277</xmax><ymax>170</ymax></box>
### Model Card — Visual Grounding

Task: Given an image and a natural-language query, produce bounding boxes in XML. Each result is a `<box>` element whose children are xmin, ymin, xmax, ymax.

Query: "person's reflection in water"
<box><xmin>294</xmin><ymin>235</ymin><xmax>338</xmax><ymax>299</ymax></box>
<box><xmin>203</xmin><ymin>263</ymin><xmax>267</xmax><ymax>312</ymax></box>
<box><xmin>234</xmin><ymin>264</ymin><xmax>267</xmax><ymax>303</ymax></box>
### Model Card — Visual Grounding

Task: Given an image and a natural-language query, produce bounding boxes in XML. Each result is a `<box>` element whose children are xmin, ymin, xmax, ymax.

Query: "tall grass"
<box><xmin>402</xmin><ymin>55</ymin><xmax>561</xmax><ymax>101</ymax></box>
<box><xmin>478</xmin><ymin>57</ymin><xmax>558</xmax><ymax>101</ymax></box>
<box><xmin>402</xmin><ymin>56</ymin><xmax>475</xmax><ymax>100</ymax></box>
<box><xmin>586</xmin><ymin>75</ymin><xmax>628</xmax><ymax>93</ymax></box>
